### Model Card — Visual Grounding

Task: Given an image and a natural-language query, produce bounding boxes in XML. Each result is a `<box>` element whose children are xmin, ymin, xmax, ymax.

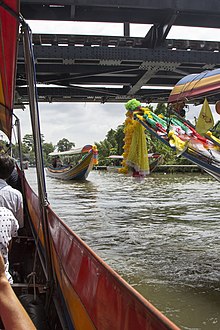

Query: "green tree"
<box><xmin>42</xmin><ymin>142</ymin><xmax>55</xmax><ymax>155</ymax></box>
<box><xmin>22</xmin><ymin>134</ymin><xmax>34</xmax><ymax>152</ymax></box>
<box><xmin>106</xmin><ymin>129</ymin><xmax>117</xmax><ymax>147</ymax></box>
<box><xmin>21</xmin><ymin>133</ymin><xmax>46</xmax><ymax>165</ymax></box>
<box><xmin>22</xmin><ymin>134</ymin><xmax>45</xmax><ymax>152</ymax></box>
<box><xmin>210</xmin><ymin>120</ymin><xmax>220</xmax><ymax>138</ymax></box>
<box><xmin>20</xmin><ymin>143</ymin><xmax>30</xmax><ymax>155</ymax></box>
<box><xmin>154</xmin><ymin>102</ymin><xmax>167</xmax><ymax>116</ymax></box>
<box><xmin>95</xmin><ymin>139</ymin><xmax>112</xmax><ymax>165</ymax></box>
<box><xmin>42</xmin><ymin>142</ymin><xmax>55</xmax><ymax>166</ymax></box>
<box><xmin>115</xmin><ymin>124</ymin><xmax>124</xmax><ymax>155</ymax></box>
<box><xmin>95</xmin><ymin>124</ymin><xmax>125</xmax><ymax>165</ymax></box>
<box><xmin>56</xmin><ymin>138</ymin><xmax>75</xmax><ymax>152</ymax></box>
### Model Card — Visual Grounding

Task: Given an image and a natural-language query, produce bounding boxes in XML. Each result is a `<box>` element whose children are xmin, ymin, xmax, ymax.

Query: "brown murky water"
<box><xmin>26</xmin><ymin>169</ymin><xmax>220</xmax><ymax>330</ymax></box>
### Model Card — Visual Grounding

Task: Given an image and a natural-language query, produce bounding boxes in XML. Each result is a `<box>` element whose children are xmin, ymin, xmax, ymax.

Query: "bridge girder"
<box><xmin>17</xmin><ymin>2</ymin><xmax>220</xmax><ymax>104</ymax></box>
<box><xmin>20</xmin><ymin>0</ymin><xmax>220</xmax><ymax>28</ymax></box>
<box><xmin>16</xmin><ymin>35</ymin><xmax>220</xmax><ymax>105</ymax></box>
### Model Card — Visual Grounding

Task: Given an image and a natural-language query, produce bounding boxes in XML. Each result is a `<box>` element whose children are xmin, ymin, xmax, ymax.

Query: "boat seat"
<box><xmin>15</xmin><ymin>235</ymin><xmax>35</xmax><ymax>240</ymax></box>
<box><xmin>12</xmin><ymin>283</ymin><xmax>47</xmax><ymax>295</ymax></box>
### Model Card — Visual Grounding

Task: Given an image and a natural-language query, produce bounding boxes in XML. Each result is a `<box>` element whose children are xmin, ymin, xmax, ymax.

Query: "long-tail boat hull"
<box><xmin>23</xmin><ymin>168</ymin><xmax>180</xmax><ymax>329</ymax></box>
<box><xmin>46</xmin><ymin>151</ymin><xmax>94</xmax><ymax>180</ymax></box>
<box><xmin>107</xmin><ymin>153</ymin><xmax>163</xmax><ymax>173</ymax></box>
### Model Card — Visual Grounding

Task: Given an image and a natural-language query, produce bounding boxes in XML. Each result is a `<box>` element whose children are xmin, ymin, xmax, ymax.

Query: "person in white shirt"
<box><xmin>0</xmin><ymin>207</ymin><xmax>19</xmax><ymax>284</ymax></box>
<box><xmin>0</xmin><ymin>155</ymin><xmax>23</xmax><ymax>228</ymax></box>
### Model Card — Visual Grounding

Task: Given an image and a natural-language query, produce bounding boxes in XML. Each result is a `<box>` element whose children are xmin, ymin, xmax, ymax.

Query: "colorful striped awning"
<box><xmin>168</xmin><ymin>68</ymin><xmax>220</xmax><ymax>104</ymax></box>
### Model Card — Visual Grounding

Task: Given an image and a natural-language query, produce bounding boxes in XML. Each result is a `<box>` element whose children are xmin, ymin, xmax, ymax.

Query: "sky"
<box><xmin>13</xmin><ymin>21</ymin><xmax>220</xmax><ymax>147</ymax></box>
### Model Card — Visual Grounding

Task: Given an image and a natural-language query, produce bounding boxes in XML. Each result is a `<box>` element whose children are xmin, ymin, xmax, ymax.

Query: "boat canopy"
<box><xmin>108</xmin><ymin>155</ymin><xmax>123</xmax><ymax>159</ymax></box>
<box><xmin>168</xmin><ymin>68</ymin><xmax>220</xmax><ymax>104</ymax></box>
<box><xmin>49</xmin><ymin>145</ymin><xmax>93</xmax><ymax>157</ymax></box>
<box><xmin>0</xmin><ymin>1</ymin><xmax>19</xmax><ymax>140</ymax></box>
<box><xmin>108</xmin><ymin>154</ymin><xmax>158</xmax><ymax>159</ymax></box>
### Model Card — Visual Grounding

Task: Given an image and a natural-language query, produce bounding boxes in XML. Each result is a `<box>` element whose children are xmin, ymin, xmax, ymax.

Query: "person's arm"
<box><xmin>0</xmin><ymin>253</ymin><xmax>36</xmax><ymax>330</ymax></box>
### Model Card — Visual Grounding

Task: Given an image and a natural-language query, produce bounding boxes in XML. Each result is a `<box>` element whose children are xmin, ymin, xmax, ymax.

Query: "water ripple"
<box><xmin>26</xmin><ymin>169</ymin><xmax>220</xmax><ymax>330</ymax></box>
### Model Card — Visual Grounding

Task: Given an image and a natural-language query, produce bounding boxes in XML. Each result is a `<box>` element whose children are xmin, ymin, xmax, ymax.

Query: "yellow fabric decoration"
<box><xmin>206</xmin><ymin>131</ymin><xmax>220</xmax><ymax>143</ymax></box>
<box><xmin>119</xmin><ymin>103</ymin><xmax>152</xmax><ymax>176</ymax></box>
<box><xmin>168</xmin><ymin>131</ymin><xmax>188</xmax><ymax>151</ymax></box>
<box><xmin>195</xmin><ymin>98</ymin><xmax>214</xmax><ymax>135</ymax></box>
<box><xmin>118</xmin><ymin>110</ymin><xmax>134</xmax><ymax>174</ymax></box>
<box><xmin>206</xmin><ymin>131</ymin><xmax>220</xmax><ymax>148</ymax></box>
<box><xmin>126</xmin><ymin>121</ymin><xmax>150</xmax><ymax>175</ymax></box>
<box><xmin>136</xmin><ymin>114</ymin><xmax>144</xmax><ymax>120</ymax></box>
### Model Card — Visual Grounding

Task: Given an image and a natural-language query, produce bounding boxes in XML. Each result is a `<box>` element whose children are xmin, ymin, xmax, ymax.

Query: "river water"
<box><xmin>26</xmin><ymin>168</ymin><xmax>220</xmax><ymax>330</ymax></box>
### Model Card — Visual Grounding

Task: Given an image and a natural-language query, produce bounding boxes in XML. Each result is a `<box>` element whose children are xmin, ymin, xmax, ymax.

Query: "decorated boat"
<box><xmin>118</xmin><ymin>104</ymin><xmax>166</xmax><ymax>178</ymax></box>
<box><xmin>167</xmin><ymin>68</ymin><xmax>220</xmax><ymax>180</ymax></box>
<box><xmin>123</xmin><ymin>68</ymin><xmax>220</xmax><ymax>181</ymax></box>
<box><xmin>168</xmin><ymin>68</ymin><xmax>220</xmax><ymax>104</ymax></box>
<box><xmin>107</xmin><ymin>153</ymin><xmax>163</xmax><ymax>173</ymax></box>
<box><xmin>46</xmin><ymin>145</ymin><xmax>98</xmax><ymax>180</ymax></box>
<box><xmin>0</xmin><ymin>1</ymin><xmax>180</xmax><ymax>329</ymax></box>
<box><xmin>138</xmin><ymin>108</ymin><xmax>220</xmax><ymax>181</ymax></box>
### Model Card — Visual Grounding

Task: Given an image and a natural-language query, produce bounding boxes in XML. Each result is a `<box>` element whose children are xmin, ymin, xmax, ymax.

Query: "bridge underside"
<box><xmin>20</xmin><ymin>0</ymin><xmax>220</xmax><ymax>29</ymax></box>
<box><xmin>16</xmin><ymin>35</ymin><xmax>220</xmax><ymax>105</ymax></box>
<box><xmin>16</xmin><ymin>1</ymin><xmax>220</xmax><ymax>105</ymax></box>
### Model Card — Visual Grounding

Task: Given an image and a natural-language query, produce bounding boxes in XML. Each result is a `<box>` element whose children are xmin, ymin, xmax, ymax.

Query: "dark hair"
<box><xmin>0</xmin><ymin>155</ymin><xmax>15</xmax><ymax>179</ymax></box>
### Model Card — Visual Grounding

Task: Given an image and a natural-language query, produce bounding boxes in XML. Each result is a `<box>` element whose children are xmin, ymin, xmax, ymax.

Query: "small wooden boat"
<box><xmin>149</xmin><ymin>152</ymin><xmax>164</xmax><ymax>172</ymax></box>
<box><xmin>107</xmin><ymin>155</ymin><xmax>123</xmax><ymax>172</ymax></box>
<box><xmin>0</xmin><ymin>2</ymin><xmax>180</xmax><ymax>329</ymax></box>
<box><xmin>107</xmin><ymin>153</ymin><xmax>163</xmax><ymax>173</ymax></box>
<box><xmin>46</xmin><ymin>145</ymin><xmax>97</xmax><ymax>180</ymax></box>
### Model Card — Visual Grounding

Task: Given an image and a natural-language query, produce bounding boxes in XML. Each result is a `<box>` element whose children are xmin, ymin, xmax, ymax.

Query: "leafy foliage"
<box><xmin>56</xmin><ymin>138</ymin><xmax>75</xmax><ymax>152</ymax></box>
<box><xmin>42</xmin><ymin>143</ymin><xmax>55</xmax><ymax>165</ymax></box>
<box><xmin>95</xmin><ymin>125</ymin><xmax>125</xmax><ymax>165</ymax></box>
<box><xmin>11</xmin><ymin>134</ymin><xmax>73</xmax><ymax>166</ymax></box>
<box><xmin>210</xmin><ymin>120</ymin><xmax>220</xmax><ymax>138</ymax></box>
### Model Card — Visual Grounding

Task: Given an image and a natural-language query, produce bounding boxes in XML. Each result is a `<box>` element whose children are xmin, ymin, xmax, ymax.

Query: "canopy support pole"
<box><xmin>21</xmin><ymin>21</ymin><xmax>53</xmax><ymax>311</ymax></box>
<box><xmin>13</xmin><ymin>115</ymin><xmax>24</xmax><ymax>171</ymax></box>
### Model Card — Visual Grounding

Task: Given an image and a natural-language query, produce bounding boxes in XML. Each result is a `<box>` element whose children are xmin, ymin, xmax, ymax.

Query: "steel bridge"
<box><xmin>16</xmin><ymin>0</ymin><xmax>220</xmax><ymax>105</ymax></box>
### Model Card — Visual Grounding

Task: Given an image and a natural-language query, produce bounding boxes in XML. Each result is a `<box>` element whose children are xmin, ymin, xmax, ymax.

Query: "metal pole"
<box><xmin>21</xmin><ymin>22</ymin><xmax>53</xmax><ymax>309</ymax></box>
<box><xmin>13</xmin><ymin>114</ymin><xmax>24</xmax><ymax>171</ymax></box>
<box><xmin>124</xmin><ymin>22</ymin><xmax>130</xmax><ymax>37</ymax></box>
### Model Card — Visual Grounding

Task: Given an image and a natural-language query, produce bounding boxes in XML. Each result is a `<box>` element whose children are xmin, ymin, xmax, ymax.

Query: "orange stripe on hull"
<box><xmin>51</xmin><ymin>244</ymin><xmax>96</xmax><ymax>329</ymax></box>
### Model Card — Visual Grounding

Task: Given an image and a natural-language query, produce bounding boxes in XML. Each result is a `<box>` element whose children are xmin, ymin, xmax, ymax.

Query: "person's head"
<box><xmin>0</xmin><ymin>155</ymin><xmax>15</xmax><ymax>180</ymax></box>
